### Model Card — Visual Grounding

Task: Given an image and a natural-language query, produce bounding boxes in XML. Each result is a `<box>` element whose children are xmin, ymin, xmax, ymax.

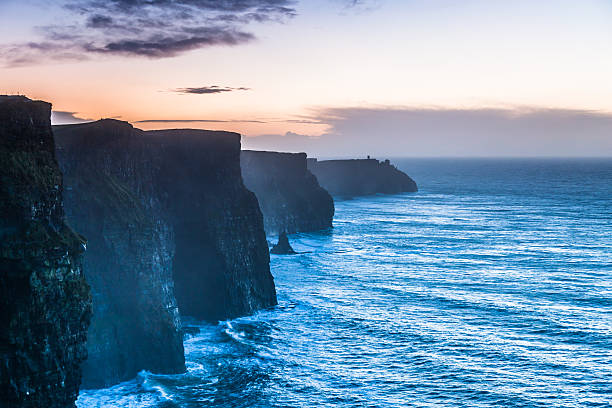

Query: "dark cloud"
<box><xmin>2</xmin><ymin>0</ymin><xmax>296</xmax><ymax>65</ymax></box>
<box><xmin>86</xmin><ymin>15</ymin><xmax>114</xmax><ymax>28</ymax></box>
<box><xmin>51</xmin><ymin>110</ymin><xmax>92</xmax><ymax>124</ymax></box>
<box><xmin>242</xmin><ymin>107</ymin><xmax>612</xmax><ymax>157</ymax></box>
<box><xmin>173</xmin><ymin>86</ymin><xmax>251</xmax><ymax>95</ymax></box>
<box><xmin>86</xmin><ymin>30</ymin><xmax>255</xmax><ymax>57</ymax></box>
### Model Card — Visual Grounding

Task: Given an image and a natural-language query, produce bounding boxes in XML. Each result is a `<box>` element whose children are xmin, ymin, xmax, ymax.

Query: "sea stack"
<box><xmin>270</xmin><ymin>232</ymin><xmax>297</xmax><ymax>255</ymax></box>
<box><xmin>307</xmin><ymin>158</ymin><xmax>418</xmax><ymax>197</ymax></box>
<box><xmin>0</xmin><ymin>96</ymin><xmax>91</xmax><ymax>407</ymax></box>
<box><xmin>241</xmin><ymin>150</ymin><xmax>334</xmax><ymax>234</ymax></box>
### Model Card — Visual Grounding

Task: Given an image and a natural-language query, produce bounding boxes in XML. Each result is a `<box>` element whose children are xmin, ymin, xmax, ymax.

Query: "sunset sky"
<box><xmin>2</xmin><ymin>0</ymin><xmax>611</xmax><ymax>156</ymax></box>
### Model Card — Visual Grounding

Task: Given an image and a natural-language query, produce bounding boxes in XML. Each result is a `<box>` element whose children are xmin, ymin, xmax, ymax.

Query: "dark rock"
<box><xmin>270</xmin><ymin>232</ymin><xmax>296</xmax><ymax>255</ymax></box>
<box><xmin>241</xmin><ymin>150</ymin><xmax>334</xmax><ymax>234</ymax></box>
<box><xmin>307</xmin><ymin>158</ymin><xmax>418</xmax><ymax>197</ymax></box>
<box><xmin>0</xmin><ymin>96</ymin><xmax>92</xmax><ymax>407</ymax></box>
<box><xmin>54</xmin><ymin>120</ymin><xmax>276</xmax><ymax>327</ymax></box>
<box><xmin>146</xmin><ymin>130</ymin><xmax>276</xmax><ymax>322</ymax></box>
<box><xmin>55</xmin><ymin>121</ymin><xmax>185</xmax><ymax>388</ymax></box>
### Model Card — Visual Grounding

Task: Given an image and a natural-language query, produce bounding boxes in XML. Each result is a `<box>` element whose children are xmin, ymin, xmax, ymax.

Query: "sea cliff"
<box><xmin>54</xmin><ymin>120</ymin><xmax>276</xmax><ymax>325</ymax></box>
<box><xmin>241</xmin><ymin>150</ymin><xmax>334</xmax><ymax>234</ymax></box>
<box><xmin>145</xmin><ymin>129</ymin><xmax>276</xmax><ymax>321</ymax></box>
<box><xmin>307</xmin><ymin>158</ymin><xmax>418</xmax><ymax>197</ymax></box>
<box><xmin>55</xmin><ymin>121</ymin><xmax>185</xmax><ymax>388</ymax></box>
<box><xmin>0</xmin><ymin>96</ymin><xmax>91</xmax><ymax>407</ymax></box>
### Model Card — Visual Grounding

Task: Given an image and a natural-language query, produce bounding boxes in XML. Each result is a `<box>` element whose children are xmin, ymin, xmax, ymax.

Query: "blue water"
<box><xmin>78</xmin><ymin>158</ymin><xmax>612</xmax><ymax>408</ymax></box>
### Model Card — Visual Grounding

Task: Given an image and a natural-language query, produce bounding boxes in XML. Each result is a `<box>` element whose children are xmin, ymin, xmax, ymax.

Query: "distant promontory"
<box><xmin>307</xmin><ymin>158</ymin><xmax>417</xmax><ymax>197</ymax></box>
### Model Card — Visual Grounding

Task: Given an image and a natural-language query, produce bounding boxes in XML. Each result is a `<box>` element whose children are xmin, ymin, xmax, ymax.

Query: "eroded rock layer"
<box><xmin>0</xmin><ymin>96</ymin><xmax>91</xmax><ymax>407</ymax></box>
<box><xmin>241</xmin><ymin>150</ymin><xmax>334</xmax><ymax>234</ymax></box>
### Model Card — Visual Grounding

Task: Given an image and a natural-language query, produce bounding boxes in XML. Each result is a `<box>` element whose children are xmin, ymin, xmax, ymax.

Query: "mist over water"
<box><xmin>78</xmin><ymin>159</ymin><xmax>612</xmax><ymax>408</ymax></box>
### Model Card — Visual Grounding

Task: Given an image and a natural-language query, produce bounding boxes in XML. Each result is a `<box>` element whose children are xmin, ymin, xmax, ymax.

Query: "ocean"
<box><xmin>77</xmin><ymin>158</ymin><xmax>612</xmax><ymax>408</ymax></box>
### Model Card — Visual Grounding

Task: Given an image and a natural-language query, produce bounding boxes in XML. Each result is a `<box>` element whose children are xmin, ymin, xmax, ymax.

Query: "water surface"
<box><xmin>78</xmin><ymin>158</ymin><xmax>612</xmax><ymax>408</ymax></box>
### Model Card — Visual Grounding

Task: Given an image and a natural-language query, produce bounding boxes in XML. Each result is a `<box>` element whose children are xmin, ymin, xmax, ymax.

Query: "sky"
<box><xmin>1</xmin><ymin>0</ymin><xmax>611</xmax><ymax>157</ymax></box>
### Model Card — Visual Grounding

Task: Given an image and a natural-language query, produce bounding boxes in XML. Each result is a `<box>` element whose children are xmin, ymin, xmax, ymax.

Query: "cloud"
<box><xmin>243</xmin><ymin>131</ymin><xmax>320</xmax><ymax>152</ymax></box>
<box><xmin>243</xmin><ymin>106</ymin><xmax>612</xmax><ymax>157</ymax></box>
<box><xmin>136</xmin><ymin>118</ymin><xmax>265</xmax><ymax>124</ymax></box>
<box><xmin>1</xmin><ymin>0</ymin><xmax>296</xmax><ymax>65</ymax></box>
<box><xmin>337</xmin><ymin>0</ymin><xmax>382</xmax><ymax>13</ymax></box>
<box><xmin>86</xmin><ymin>29</ymin><xmax>255</xmax><ymax>57</ymax></box>
<box><xmin>86</xmin><ymin>14</ymin><xmax>114</xmax><ymax>29</ymax></box>
<box><xmin>51</xmin><ymin>110</ymin><xmax>92</xmax><ymax>125</ymax></box>
<box><xmin>275</xmin><ymin>118</ymin><xmax>325</xmax><ymax>124</ymax></box>
<box><xmin>173</xmin><ymin>86</ymin><xmax>251</xmax><ymax>95</ymax></box>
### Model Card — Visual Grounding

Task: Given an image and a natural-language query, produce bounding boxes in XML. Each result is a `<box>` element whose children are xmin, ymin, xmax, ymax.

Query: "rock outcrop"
<box><xmin>241</xmin><ymin>150</ymin><xmax>334</xmax><ymax>234</ymax></box>
<box><xmin>270</xmin><ymin>232</ymin><xmax>296</xmax><ymax>255</ymax></box>
<box><xmin>0</xmin><ymin>96</ymin><xmax>91</xmax><ymax>407</ymax></box>
<box><xmin>54</xmin><ymin>121</ymin><xmax>276</xmax><ymax>328</ymax></box>
<box><xmin>55</xmin><ymin>122</ymin><xmax>185</xmax><ymax>388</ymax></box>
<box><xmin>307</xmin><ymin>158</ymin><xmax>418</xmax><ymax>197</ymax></box>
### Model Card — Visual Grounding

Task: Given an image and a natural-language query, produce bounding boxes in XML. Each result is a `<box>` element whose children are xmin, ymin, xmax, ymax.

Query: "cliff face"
<box><xmin>55</xmin><ymin>121</ymin><xmax>276</xmax><ymax>328</ymax></box>
<box><xmin>307</xmin><ymin>158</ymin><xmax>418</xmax><ymax>197</ymax></box>
<box><xmin>241</xmin><ymin>150</ymin><xmax>334</xmax><ymax>234</ymax></box>
<box><xmin>147</xmin><ymin>130</ymin><xmax>276</xmax><ymax>321</ymax></box>
<box><xmin>0</xmin><ymin>96</ymin><xmax>91</xmax><ymax>407</ymax></box>
<box><xmin>54</xmin><ymin>121</ymin><xmax>185</xmax><ymax>388</ymax></box>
